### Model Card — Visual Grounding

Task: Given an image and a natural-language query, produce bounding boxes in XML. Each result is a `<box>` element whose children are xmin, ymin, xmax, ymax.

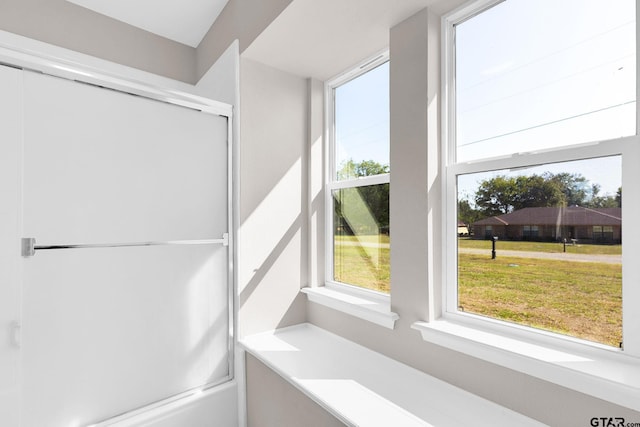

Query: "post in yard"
<box><xmin>491</xmin><ymin>236</ymin><xmax>498</xmax><ymax>259</ymax></box>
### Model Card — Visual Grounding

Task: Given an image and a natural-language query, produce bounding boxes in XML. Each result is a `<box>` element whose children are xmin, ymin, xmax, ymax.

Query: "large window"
<box><xmin>445</xmin><ymin>0</ymin><xmax>637</xmax><ymax>351</ymax></box>
<box><xmin>327</xmin><ymin>54</ymin><xmax>390</xmax><ymax>293</ymax></box>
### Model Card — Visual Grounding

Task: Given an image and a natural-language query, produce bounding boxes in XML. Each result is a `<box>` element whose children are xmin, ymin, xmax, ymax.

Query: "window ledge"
<box><xmin>240</xmin><ymin>323</ymin><xmax>544</xmax><ymax>427</ymax></box>
<box><xmin>411</xmin><ymin>319</ymin><xmax>640</xmax><ymax>412</ymax></box>
<box><xmin>301</xmin><ymin>286</ymin><xmax>399</xmax><ymax>329</ymax></box>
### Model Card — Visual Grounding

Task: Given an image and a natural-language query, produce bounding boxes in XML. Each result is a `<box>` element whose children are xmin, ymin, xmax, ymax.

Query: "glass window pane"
<box><xmin>333</xmin><ymin>184</ymin><xmax>390</xmax><ymax>292</ymax></box>
<box><xmin>455</xmin><ymin>0</ymin><xmax>636</xmax><ymax>162</ymax></box>
<box><xmin>335</xmin><ymin>62</ymin><xmax>390</xmax><ymax>180</ymax></box>
<box><xmin>457</xmin><ymin>156</ymin><xmax>622</xmax><ymax>346</ymax></box>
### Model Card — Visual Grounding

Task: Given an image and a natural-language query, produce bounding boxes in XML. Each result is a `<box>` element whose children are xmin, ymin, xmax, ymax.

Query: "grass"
<box><xmin>334</xmin><ymin>235</ymin><xmax>390</xmax><ymax>293</ymax></box>
<box><xmin>333</xmin><ymin>235</ymin><xmax>622</xmax><ymax>347</ymax></box>
<box><xmin>458</xmin><ymin>254</ymin><xmax>622</xmax><ymax>347</ymax></box>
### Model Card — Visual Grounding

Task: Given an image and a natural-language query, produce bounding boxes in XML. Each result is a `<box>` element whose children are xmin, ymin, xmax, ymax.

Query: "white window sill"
<box><xmin>301</xmin><ymin>285</ymin><xmax>399</xmax><ymax>329</ymax></box>
<box><xmin>411</xmin><ymin>319</ymin><xmax>640</xmax><ymax>412</ymax></box>
<box><xmin>240</xmin><ymin>323</ymin><xmax>544</xmax><ymax>427</ymax></box>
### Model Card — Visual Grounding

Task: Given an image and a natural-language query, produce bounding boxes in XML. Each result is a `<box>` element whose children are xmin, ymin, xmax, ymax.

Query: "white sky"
<box><xmin>333</xmin><ymin>0</ymin><xmax>635</xmax><ymax>198</ymax></box>
<box><xmin>334</xmin><ymin>61</ymin><xmax>390</xmax><ymax>177</ymax></box>
<box><xmin>456</xmin><ymin>0</ymin><xmax>635</xmax><ymax>198</ymax></box>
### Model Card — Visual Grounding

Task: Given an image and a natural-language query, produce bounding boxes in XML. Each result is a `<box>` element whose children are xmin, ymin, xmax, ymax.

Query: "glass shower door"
<box><xmin>19</xmin><ymin>71</ymin><xmax>232</xmax><ymax>426</ymax></box>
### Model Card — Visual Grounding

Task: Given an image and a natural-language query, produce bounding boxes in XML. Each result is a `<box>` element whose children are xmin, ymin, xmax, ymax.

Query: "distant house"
<box><xmin>472</xmin><ymin>206</ymin><xmax>621</xmax><ymax>243</ymax></box>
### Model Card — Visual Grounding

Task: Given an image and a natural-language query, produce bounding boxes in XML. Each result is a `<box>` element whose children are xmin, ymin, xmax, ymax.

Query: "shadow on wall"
<box><xmin>238</xmin><ymin>153</ymin><xmax>307</xmax><ymax>337</ymax></box>
<box><xmin>238</xmin><ymin>58</ymin><xmax>313</xmax><ymax>337</ymax></box>
<box><xmin>239</xmin><ymin>213</ymin><xmax>302</xmax><ymax>308</ymax></box>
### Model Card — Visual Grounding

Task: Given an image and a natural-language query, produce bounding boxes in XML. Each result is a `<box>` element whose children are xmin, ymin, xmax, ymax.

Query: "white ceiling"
<box><xmin>65</xmin><ymin>0</ymin><xmax>229</xmax><ymax>47</ymax></box>
<box><xmin>242</xmin><ymin>0</ymin><xmax>465</xmax><ymax>81</ymax></box>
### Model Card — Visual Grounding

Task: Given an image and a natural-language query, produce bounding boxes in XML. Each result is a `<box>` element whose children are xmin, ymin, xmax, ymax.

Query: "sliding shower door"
<box><xmin>0</xmin><ymin>64</ymin><xmax>22</xmax><ymax>427</ymax></box>
<box><xmin>16</xmin><ymin>71</ymin><xmax>232</xmax><ymax>426</ymax></box>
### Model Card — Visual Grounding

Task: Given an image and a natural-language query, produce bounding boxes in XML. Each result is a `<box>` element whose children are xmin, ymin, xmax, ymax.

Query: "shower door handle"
<box><xmin>21</xmin><ymin>233</ymin><xmax>229</xmax><ymax>257</ymax></box>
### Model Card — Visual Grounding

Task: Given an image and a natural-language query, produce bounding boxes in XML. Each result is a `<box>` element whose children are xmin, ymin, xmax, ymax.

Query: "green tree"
<box><xmin>474</xmin><ymin>175</ymin><xmax>517</xmax><ymax>216</ymax></box>
<box><xmin>475</xmin><ymin>174</ymin><xmax>565</xmax><ymax>216</ymax></box>
<box><xmin>473</xmin><ymin>172</ymin><xmax>619</xmax><ymax>218</ymax></box>
<box><xmin>337</xmin><ymin>159</ymin><xmax>389</xmax><ymax>180</ymax></box>
<box><xmin>511</xmin><ymin>175</ymin><xmax>565</xmax><ymax>211</ymax></box>
<box><xmin>335</xmin><ymin>159</ymin><xmax>390</xmax><ymax>235</ymax></box>
<box><xmin>545</xmin><ymin>172</ymin><xmax>589</xmax><ymax>206</ymax></box>
<box><xmin>458</xmin><ymin>198</ymin><xmax>482</xmax><ymax>227</ymax></box>
<box><xmin>585</xmin><ymin>183</ymin><xmax>619</xmax><ymax>208</ymax></box>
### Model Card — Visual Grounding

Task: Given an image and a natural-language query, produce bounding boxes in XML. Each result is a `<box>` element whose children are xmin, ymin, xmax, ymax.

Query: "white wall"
<box><xmin>196</xmin><ymin>0</ymin><xmax>293</xmax><ymax>80</ymax></box>
<box><xmin>0</xmin><ymin>0</ymin><xmax>195</xmax><ymax>82</ymax></box>
<box><xmin>238</xmin><ymin>57</ymin><xmax>308</xmax><ymax>337</ymax></box>
<box><xmin>196</xmin><ymin>40</ymin><xmax>240</xmax><ymax>105</ymax></box>
<box><xmin>245</xmin><ymin>354</ymin><xmax>344</xmax><ymax>427</ymax></box>
<box><xmin>307</xmin><ymin>78</ymin><xmax>325</xmax><ymax>287</ymax></box>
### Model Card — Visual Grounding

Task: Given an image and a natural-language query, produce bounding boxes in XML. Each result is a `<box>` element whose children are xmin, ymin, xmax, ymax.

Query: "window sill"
<box><xmin>411</xmin><ymin>319</ymin><xmax>640</xmax><ymax>412</ymax></box>
<box><xmin>240</xmin><ymin>323</ymin><xmax>544</xmax><ymax>426</ymax></box>
<box><xmin>301</xmin><ymin>286</ymin><xmax>399</xmax><ymax>329</ymax></box>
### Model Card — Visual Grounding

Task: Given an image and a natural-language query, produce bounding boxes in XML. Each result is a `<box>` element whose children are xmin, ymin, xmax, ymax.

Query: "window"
<box><xmin>445</xmin><ymin>0</ymin><xmax>636</xmax><ymax>351</ymax></box>
<box><xmin>326</xmin><ymin>53</ymin><xmax>390</xmax><ymax>293</ymax></box>
<box><xmin>522</xmin><ymin>225</ymin><xmax>539</xmax><ymax>240</ymax></box>
<box><xmin>593</xmin><ymin>225</ymin><xmax>615</xmax><ymax>243</ymax></box>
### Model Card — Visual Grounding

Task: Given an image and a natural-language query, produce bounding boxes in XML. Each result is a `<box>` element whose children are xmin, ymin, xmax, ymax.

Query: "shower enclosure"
<box><xmin>0</xmin><ymin>59</ymin><xmax>234</xmax><ymax>426</ymax></box>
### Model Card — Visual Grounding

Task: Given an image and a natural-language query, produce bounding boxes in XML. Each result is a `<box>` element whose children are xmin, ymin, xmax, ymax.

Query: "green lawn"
<box><xmin>334</xmin><ymin>235</ymin><xmax>390</xmax><ymax>293</ymax></box>
<box><xmin>333</xmin><ymin>236</ymin><xmax>622</xmax><ymax>347</ymax></box>
<box><xmin>458</xmin><ymin>253</ymin><xmax>622</xmax><ymax>347</ymax></box>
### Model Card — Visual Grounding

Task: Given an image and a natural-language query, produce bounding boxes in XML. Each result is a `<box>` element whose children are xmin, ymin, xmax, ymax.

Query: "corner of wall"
<box><xmin>237</xmin><ymin>58</ymin><xmax>309</xmax><ymax>337</ymax></box>
<box><xmin>0</xmin><ymin>0</ymin><xmax>196</xmax><ymax>83</ymax></box>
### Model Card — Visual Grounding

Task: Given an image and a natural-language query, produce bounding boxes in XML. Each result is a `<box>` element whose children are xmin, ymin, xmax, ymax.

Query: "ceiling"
<box><xmin>242</xmin><ymin>0</ymin><xmax>465</xmax><ymax>81</ymax></box>
<box><xmin>65</xmin><ymin>0</ymin><xmax>229</xmax><ymax>47</ymax></box>
<box><xmin>64</xmin><ymin>0</ymin><xmax>465</xmax><ymax>79</ymax></box>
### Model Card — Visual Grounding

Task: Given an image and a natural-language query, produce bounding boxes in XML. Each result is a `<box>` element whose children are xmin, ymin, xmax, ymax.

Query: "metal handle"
<box><xmin>21</xmin><ymin>234</ymin><xmax>229</xmax><ymax>257</ymax></box>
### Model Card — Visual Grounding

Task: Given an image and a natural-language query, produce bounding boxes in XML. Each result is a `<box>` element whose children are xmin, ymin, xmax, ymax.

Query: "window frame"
<box><xmin>324</xmin><ymin>51</ymin><xmax>391</xmax><ymax>296</ymax></box>
<box><xmin>441</xmin><ymin>0</ymin><xmax>640</xmax><ymax>358</ymax></box>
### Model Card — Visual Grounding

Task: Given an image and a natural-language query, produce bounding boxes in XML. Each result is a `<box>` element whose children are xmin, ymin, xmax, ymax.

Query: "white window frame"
<box><xmin>324</xmin><ymin>51</ymin><xmax>391</xmax><ymax>296</ymax></box>
<box><xmin>414</xmin><ymin>0</ymin><xmax>640</xmax><ymax>412</ymax></box>
<box><xmin>301</xmin><ymin>51</ymin><xmax>399</xmax><ymax>330</ymax></box>
<box><xmin>443</xmin><ymin>0</ymin><xmax>640</xmax><ymax>355</ymax></box>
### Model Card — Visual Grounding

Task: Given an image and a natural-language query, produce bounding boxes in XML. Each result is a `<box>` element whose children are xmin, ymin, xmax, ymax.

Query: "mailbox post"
<box><xmin>491</xmin><ymin>236</ymin><xmax>498</xmax><ymax>259</ymax></box>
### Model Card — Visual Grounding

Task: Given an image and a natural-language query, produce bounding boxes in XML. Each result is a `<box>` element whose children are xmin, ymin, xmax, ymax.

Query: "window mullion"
<box><xmin>328</xmin><ymin>174</ymin><xmax>390</xmax><ymax>190</ymax></box>
<box><xmin>622</xmin><ymin>138</ymin><xmax>640</xmax><ymax>356</ymax></box>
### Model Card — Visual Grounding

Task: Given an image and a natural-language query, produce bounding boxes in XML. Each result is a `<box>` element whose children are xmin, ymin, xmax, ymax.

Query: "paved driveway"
<box><xmin>458</xmin><ymin>247</ymin><xmax>622</xmax><ymax>264</ymax></box>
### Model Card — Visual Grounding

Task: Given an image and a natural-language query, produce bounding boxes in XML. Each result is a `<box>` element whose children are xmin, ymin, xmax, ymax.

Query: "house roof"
<box><xmin>473</xmin><ymin>207</ymin><xmax>621</xmax><ymax>227</ymax></box>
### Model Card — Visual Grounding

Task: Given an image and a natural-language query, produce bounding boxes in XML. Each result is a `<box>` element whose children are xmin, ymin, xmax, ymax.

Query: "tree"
<box><xmin>474</xmin><ymin>174</ymin><xmax>565</xmax><ymax>216</ymax></box>
<box><xmin>337</xmin><ymin>159</ymin><xmax>389</xmax><ymax>180</ymax></box>
<box><xmin>585</xmin><ymin>183</ymin><xmax>619</xmax><ymax>208</ymax></box>
<box><xmin>335</xmin><ymin>159</ymin><xmax>390</xmax><ymax>235</ymax></box>
<box><xmin>473</xmin><ymin>172</ymin><xmax>620</xmax><ymax>218</ymax></box>
<box><xmin>474</xmin><ymin>175</ymin><xmax>517</xmax><ymax>216</ymax></box>
<box><xmin>458</xmin><ymin>198</ymin><xmax>482</xmax><ymax>227</ymax></box>
<box><xmin>545</xmin><ymin>172</ymin><xmax>589</xmax><ymax>207</ymax></box>
<box><xmin>510</xmin><ymin>175</ymin><xmax>565</xmax><ymax>211</ymax></box>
